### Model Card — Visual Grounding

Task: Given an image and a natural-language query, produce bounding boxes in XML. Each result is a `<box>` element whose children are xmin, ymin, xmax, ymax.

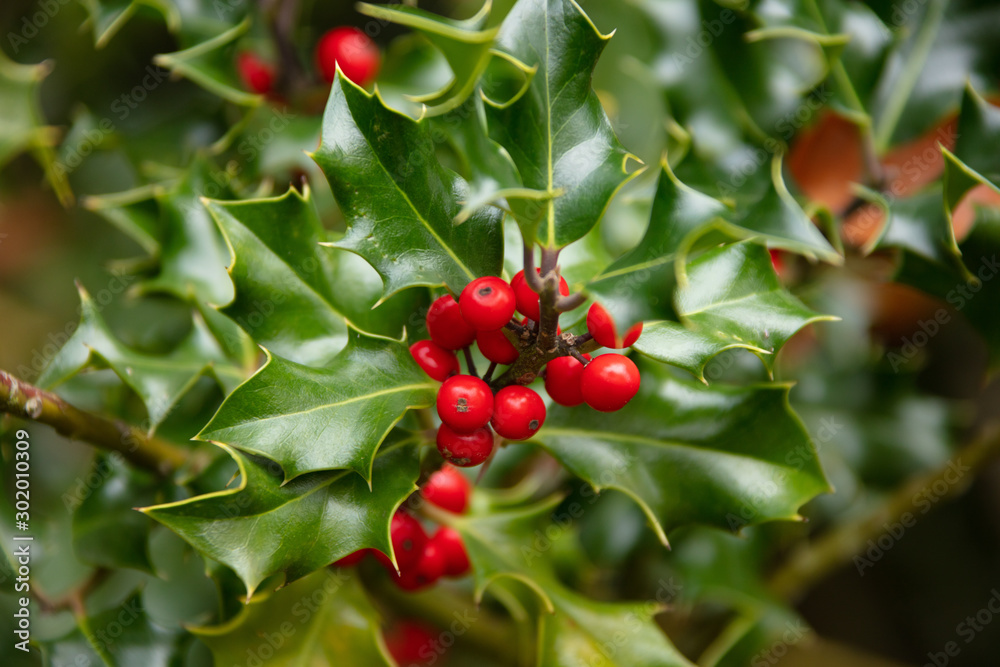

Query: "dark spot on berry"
<box><xmin>528</xmin><ymin>419</ymin><xmax>539</xmax><ymax>430</ymax></box>
<box><xmin>477</xmin><ymin>286</ymin><xmax>493</xmax><ymax>297</ymax></box>
<box><xmin>402</xmin><ymin>538</ymin><xmax>413</xmax><ymax>552</ymax></box>
<box><xmin>457</xmin><ymin>397</ymin><xmax>468</xmax><ymax>413</ymax></box>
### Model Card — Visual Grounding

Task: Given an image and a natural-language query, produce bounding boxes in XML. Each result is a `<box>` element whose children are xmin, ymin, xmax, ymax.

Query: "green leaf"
<box><xmin>486</xmin><ymin>0</ymin><xmax>640</xmax><ymax>247</ymax></box>
<box><xmin>312</xmin><ymin>74</ymin><xmax>504</xmax><ymax>295</ymax></box>
<box><xmin>141</xmin><ymin>165</ymin><xmax>236</xmax><ymax>306</ymax></box>
<box><xmin>72</xmin><ymin>455</ymin><xmax>160</xmax><ymax>573</ymax></box>
<box><xmin>634</xmin><ymin>242</ymin><xmax>837</xmax><ymax>381</ymax></box>
<box><xmin>941</xmin><ymin>85</ymin><xmax>1000</xmax><ymax>226</ymax></box>
<box><xmin>875</xmin><ymin>188</ymin><xmax>971</xmax><ymax>281</ymax></box>
<box><xmin>37</xmin><ymin>285</ymin><xmax>243</xmax><ymax>431</ymax></box>
<box><xmin>205</xmin><ymin>188</ymin><xmax>426</xmax><ymax>367</ymax></box>
<box><xmin>536</xmin><ymin>364</ymin><xmax>831</xmax><ymax>543</ymax></box>
<box><xmin>197</xmin><ymin>329</ymin><xmax>435</xmax><ymax>480</ymax></box>
<box><xmin>141</xmin><ymin>440</ymin><xmax>421</xmax><ymax>597</ymax></box>
<box><xmin>588</xmin><ymin>162</ymin><xmax>839</xmax><ymax>326</ymax></box>
<box><xmin>154</xmin><ymin>19</ymin><xmax>263</xmax><ymax>106</ymax></box>
<box><xmin>42</xmin><ymin>592</ymin><xmax>186</xmax><ymax>667</ymax></box>
<box><xmin>80</xmin><ymin>0</ymin><xmax>180</xmax><ymax>48</ymax></box>
<box><xmin>192</xmin><ymin>569</ymin><xmax>393</xmax><ymax>666</ymax></box>
<box><xmin>358</xmin><ymin>1</ymin><xmax>503</xmax><ymax>116</ymax></box>
<box><xmin>446</xmin><ymin>499</ymin><xmax>694</xmax><ymax>667</ymax></box>
<box><xmin>0</xmin><ymin>51</ymin><xmax>71</xmax><ymax>205</ymax></box>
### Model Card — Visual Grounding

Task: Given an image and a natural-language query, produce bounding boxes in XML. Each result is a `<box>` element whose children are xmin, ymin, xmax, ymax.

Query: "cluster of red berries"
<box><xmin>334</xmin><ymin>466</ymin><xmax>471</xmax><ymax>592</ymax></box>
<box><xmin>237</xmin><ymin>26</ymin><xmax>381</xmax><ymax>96</ymax></box>
<box><xmin>410</xmin><ymin>271</ymin><xmax>644</xmax><ymax>468</ymax></box>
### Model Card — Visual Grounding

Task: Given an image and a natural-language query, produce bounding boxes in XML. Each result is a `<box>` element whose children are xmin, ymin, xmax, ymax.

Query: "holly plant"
<box><xmin>3</xmin><ymin>0</ymin><xmax>1000</xmax><ymax>665</ymax></box>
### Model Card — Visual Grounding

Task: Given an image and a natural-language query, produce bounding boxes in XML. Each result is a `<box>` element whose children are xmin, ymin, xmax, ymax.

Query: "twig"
<box><xmin>767</xmin><ymin>427</ymin><xmax>1000</xmax><ymax>602</ymax></box>
<box><xmin>482</xmin><ymin>362</ymin><xmax>498</xmax><ymax>384</ymax></box>
<box><xmin>0</xmin><ymin>370</ymin><xmax>187</xmax><ymax>475</ymax></box>
<box><xmin>568</xmin><ymin>349</ymin><xmax>590</xmax><ymax>365</ymax></box>
<box><xmin>555</xmin><ymin>292</ymin><xmax>586</xmax><ymax>313</ymax></box>
<box><xmin>462</xmin><ymin>347</ymin><xmax>479</xmax><ymax>378</ymax></box>
<box><xmin>34</xmin><ymin>568</ymin><xmax>110</xmax><ymax>614</ymax></box>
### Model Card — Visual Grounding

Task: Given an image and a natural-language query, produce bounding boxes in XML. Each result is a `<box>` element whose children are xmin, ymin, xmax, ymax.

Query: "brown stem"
<box><xmin>555</xmin><ymin>292</ymin><xmax>587</xmax><ymax>313</ymax></box>
<box><xmin>767</xmin><ymin>427</ymin><xmax>1000</xmax><ymax>602</ymax></box>
<box><xmin>523</xmin><ymin>242</ymin><xmax>543</xmax><ymax>293</ymax></box>
<box><xmin>260</xmin><ymin>0</ymin><xmax>305</xmax><ymax>96</ymax></box>
<box><xmin>0</xmin><ymin>370</ymin><xmax>187</xmax><ymax>475</ymax></box>
<box><xmin>482</xmin><ymin>362</ymin><xmax>498</xmax><ymax>384</ymax></box>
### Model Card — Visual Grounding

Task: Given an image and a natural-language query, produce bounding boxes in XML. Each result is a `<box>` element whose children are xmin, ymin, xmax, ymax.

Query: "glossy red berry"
<box><xmin>421</xmin><ymin>465</ymin><xmax>471</xmax><ymax>514</ymax></box>
<box><xmin>436</xmin><ymin>423</ymin><xmax>494</xmax><ymax>467</ymax></box>
<box><xmin>586</xmin><ymin>302</ymin><xmax>643</xmax><ymax>349</ymax></box>
<box><xmin>544</xmin><ymin>354</ymin><xmax>590</xmax><ymax>407</ymax></box>
<box><xmin>389</xmin><ymin>537</ymin><xmax>447</xmax><ymax>591</ymax></box>
<box><xmin>236</xmin><ymin>52</ymin><xmax>275</xmax><ymax>95</ymax></box>
<box><xmin>410</xmin><ymin>340</ymin><xmax>459</xmax><ymax>381</ymax></box>
<box><xmin>510</xmin><ymin>269</ymin><xmax>570</xmax><ymax>322</ymax></box>
<box><xmin>385</xmin><ymin>620</ymin><xmax>438</xmax><ymax>665</ymax></box>
<box><xmin>491</xmin><ymin>385</ymin><xmax>546</xmax><ymax>441</ymax></box>
<box><xmin>436</xmin><ymin>375</ymin><xmax>493</xmax><ymax>431</ymax></box>
<box><xmin>476</xmin><ymin>328</ymin><xmax>519</xmax><ymax>365</ymax></box>
<box><xmin>460</xmin><ymin>277</ymin><xmax>516</xmax><ymax>330</ymax></box>
<box><xmin>374</xmin><ymin>510</ymin><xmax>428</xmax><ymax>570</ymax></box>
<box><xmin>426</xmin><ymin>295</ymin><xmax>476</xmax><ymax>350</ymax></box>
<box><xmin>333</xmin><ymin>549</ymin><xmax>367</xmax><ymax>567</ymax></box>
<box><xmin>316</xmin><ymin>27</ymin><xmax>381</xmax><ymax>86</ymax></box>
<box><xmin>581</xmin><ymin>354</ymin><xmax>640</xmax><ymax>412</ymax></box>
<box><xmin>430</xmin><ymin>527</ymin><xmax>471</xmax><ymax>577</ymax></box>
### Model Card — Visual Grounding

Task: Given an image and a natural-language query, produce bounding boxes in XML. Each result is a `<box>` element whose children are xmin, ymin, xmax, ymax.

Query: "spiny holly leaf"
<box><xmin>486</xmin><ymin>0</ymin><xmax>640</xmax><ymax>247</ymax></box>
<box><xmin>441</xmin><ymin>97</ymin><xmax>552</xmax><ymax>231</ymax></box>
<box><xmin>41</xmin><ymin>592</ymin><xmax>186</xmax><ymax>667</ymax></box>
<box><xmin>358</xmin><ymin>1</ymin><xmax>502</xmax><ymax>116</ymax></box>
<box><xmin>198</xmin><ymin>329</ymin><xmax>436</xmax><ymax>481</ymax></box>
<box><xmin>874</xmin><ymin>188</ymin><xmax>971</xmax><ymax>281</ymax></box>
<box><xmin>0</xmin><ymin>51</ymin><xmax>70</xmax><ymax>205</ymax></box>
<box><xmin>141</xmin><ymin>165</ymin><xmax>235</xmax><ymax>306</ymax></box>
<box><xmin>536</xmin><ymin>364</ymin><xmax>831</xmax><ymax>543</ymax></box>
<box><xmin>205</xmin><ymin>188</ymin><xmax>426</xmax><ymax>368</ymax></box>
<box><xmin>587</xmin><ymin>163</ymin><xmax>838</xmax><ymax>326</ymax></box>
<box><xmin>634</xmin><ymin>242</ymin><xmax>837</xmax><ymax>381</ymax></box>
<box><xmin>36</xmin><ymin>285</ymin><xmax>243</xmax><ymax>431</ymax></box>
<box><xmin>154</xmin><ymin>19</ymin><xmax>263</xmax><ymax>106</ymax></box>
<box><xmin>192</xmin><ymin>569</ymin><xmax>393</xmax><ymax>666</ymax></box>
<box><xmin>445</xmin><ymin>499</ymin><xmax>694</xmax><ymax>667</ymax></box>
<box><xmin>80</xmin><ymin>0</ymin><xmax>180</xmax><ymax>48</ymax></box>
<box><xmin>942</xmin><ymin>85</ymin><xmax>1000</xmax><ymax>222</ymax></box>
<box><xmin>72</xmin><ymin>455</ymin><xmax>161</xmax><ymax>573</ymax></box>
<box><xmin>142</xmin><ymin>440</ymin><xmax>421</xmax><ymax>597</ymax></box>
<box><xmin>312</xmin><ymin>74</ymin><xmax>504</xmax><ymax>295</ymax></box>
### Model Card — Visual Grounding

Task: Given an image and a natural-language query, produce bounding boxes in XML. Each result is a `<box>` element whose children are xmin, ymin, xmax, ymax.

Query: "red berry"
<box><xmin>374</xmin><ymin>510</ymin><xmax>428</xmax><ymax>571</ymax></box>
<box><xmin>476</xmin><ymin>328</ymin><xmax>519</xmax><ymax>365</ymax></box>
<box><xmin>581</xmin><ymin>354</ymin><xmax>640</xmax><ymax>412</ymax></box>
<box><xmin>389</xmin><ymin>537</ymin><xmax>448</xmax><ymax>591</ymax></box>
<box><xmin>315</xmin><ymin>27</ymin><xmax>381</xmax><ymax>86</ymax></box>
<box><xmin>333</xmin><ymin>549</ymin><xmax>367</xmax><ymax>567</ymax></box>
<box><xmin>236</xmin><ymin>52</ymin><xmax>274</xmax><ymax>95</ymax></box>
<box><xmin>544</xmin><ymin>354</ymin><xmax>590</xmax><ymax>407</ymax></box>
<box><xmin>426</xmin><ymin>295</ymin><xmax>476</xmax><ymax>350</ymax></box>
<box><xmin>436</xmin><ymin>423</ymin><xmax>494</xmax><ymax>467</ymax></box>
<box><xmin>421</xmin><ymin>465</ymin><xmax>471</xmax><ymax>514</ymax></box>
<box><xmin>430</xmin><ymin>527</ymin><xmax>471</xmax><ymax>577</ymax></box>
<box><xmin>436</xmin><ymin>375</ymin><xmax>493</xmax><ymax>431</ymax></box>
<box><xmin>491</xmin><ymin>386</ymin><xmax>546</xmax><ymax>441</ymax></box>
<box><xmin>460</xmin><ymin>277</ymin><xmax>516</xmax><ymax>330</ymax></box>
<box><xmin>510</xmin><ymin>269</ymin><xmax>570</xmax><ymax>322</ymax></box>
<box><xmin>586</xmin><ymin>302</ymin><xmax>643</xmax><ymax>349</ymax></box>
<box><xmin>385</xmin><ymin>620</ymin><xmax>438</xmax><ymax>665</ymax></box>
<box><xmin>410</xmin><ymin>340</ymin><xmax>459</xmax><ymax>381</ymax></box>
